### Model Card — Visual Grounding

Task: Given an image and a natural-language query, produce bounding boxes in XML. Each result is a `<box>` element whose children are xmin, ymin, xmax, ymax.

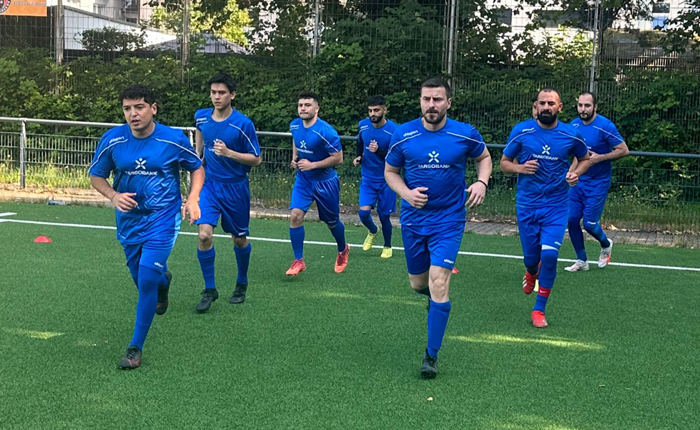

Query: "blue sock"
<box><xmin>533</xmin><ymin>287</ymin><xmax>551</xmax><ymax>313</ymax></box>
<box><xmin>197</xmin><ymin>247</ymin><xmax>216</xmax><ymax>290</ymax></box>
<box><xmin>234</xmin><ymin>243</ymin><xmax>251</xmax><ymax>285</ymax></box>
<box><xmin>538</xmin><ymin>249</ymin><xmax>559</xmax><ymax>289</ymax></box>
<box><xmin>290</xmin><ymin>226</ymin><xmax>305</xmax><ymax>260</ymax></box>
<box><xmin>584</xmin><ymin>221</ymin><xmax>611</xmax><ymax>248</ymax></box>
<box><xmin>379</xmin><ymin>214</ymin><xmax>392</xmax><ymax>247</ymax></box>
<box><xmin>129</xmin><ymin>266</ymin><xmax>161</xmax><ymax>350</ymax></box>
<box><xmin>415</xmin><ymin>287</ymin><xmax>431</xmax><ymax>297</ymax></box>
<box><xmin>427</xmin><ymin>300</ymin><xmax>451</xmax><ymax>358</ymax></box>
<box><xmin>359</xmin><ymin>209</ymin><xmax>378</xmax><ymax>234</ymax></box>
<box><xmin>568</xmin><ymin>218</ymin><xmax>588</xmax><ymax>261</ymax></box>
<box><xmin>329</xmin><ymin>221</ymin><xmax>346</xmax><ymax>252</ymax></box>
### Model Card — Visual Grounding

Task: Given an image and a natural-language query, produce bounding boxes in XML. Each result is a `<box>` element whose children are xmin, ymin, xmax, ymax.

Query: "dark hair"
<box><xmin>579</xmin><ymin>91</ymin><xmax>597</xmax><ymax>105</ymax></box>
<box><xmin>298</xmin><ymin>91</ymin><xmax>320</xmax><ymax>103</ymax></box>
<box><xmin>119</xmin><ymin>85</ymin><xmax>156</xmax><ymax>105</ymax></box>
<box><xmin>421</xmin><ymin>77</ymin><xmax>452</xmax><ymax>99</ymax></box>
<box><xmin>536</xmin><ymin>86</ymin><xmax>562</xmax><ymax>103</ymax></box>
<box><xmin>208</xmin><ymin>72</ymin><xmax>237</xmax><ymax>93</ymax></box>
<box><xmin>367</xmin><ymin>95</ymin><xmax>386</xmax><ymax>106</ymax></box>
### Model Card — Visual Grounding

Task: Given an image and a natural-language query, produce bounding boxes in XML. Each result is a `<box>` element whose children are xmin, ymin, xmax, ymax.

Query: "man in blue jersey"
<box><xmin>565</xmin><ymin>92</ymin><xmax>628</xmax><ymax>272</ymax></box>
<box><xmin>353</xmin><ymin>95</ymin><xmax>398</xmax><ymax>259</ymax></box>
<box><xmin>286</xmin><ymin>91</ymin><xmax>349</xmax><ymax>276</ymax></box>
<box><xmin>501</xmin><ymin>87</ymin><xmax>590</xmax><ymax>329</ymax></box>
<box><xmin>193</xmin><ymin>73</ymin><xmax>262</xmax><ymax>312</ymax></box>
<box><xmin>89</xmin><ymin>85</ymin><xmax>204</xmax><ymax>369</ymax></box>
<box><xmin>385</xmin><ymin>77</ymin><xmax>492</xmax><ymax>379</ymax></box>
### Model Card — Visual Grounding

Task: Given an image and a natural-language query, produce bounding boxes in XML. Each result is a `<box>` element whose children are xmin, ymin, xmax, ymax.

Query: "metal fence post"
<box><xmin>19</xmin><ymin>120</ymin><xmax>27</xmax><ymax>188</ymax></box>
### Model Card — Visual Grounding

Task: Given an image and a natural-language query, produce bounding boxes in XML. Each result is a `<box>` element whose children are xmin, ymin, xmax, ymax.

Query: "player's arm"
<box><xmin>213</xmin><ymin>139</ymin><xmax>262</xmax><ymax>166</ymax></box>
<box><xmin>566</xmin><ymin>153</ymin><xmax>591</xmax><ymax>186</ymax></box>
<box><xmin>194</xmin><ymin>129</ymin><xmax>204</xmax><ymax>158</ymax></box>
<box><xmin>90</xmin><ymin>175</ymin><xmax>137</xmax><ymax>213</ymax></box>
<box><xmin>500</xmin><ymin>155</ymin><xmax>538</xmax><ymax>175</ymax></box>
<box><xmin>290</xmin><ymin>142</ymin><xmax>299</xmax><ymax>169</ymax></box>
<box><xmin>385</xmin><ymin>164</ymin><xmax>428</xmax><ymax>209</ymax></box>
<box><xmin>353</xmin><ymin>134</ymin><xmax>363</xmax><ymax>166</ymax></box>
<box><xmin>182</xmin><ymin>166</ymin><xmax>205</xmax><ymax>225</ymax></box>
<box><xmin>297</xmin><ymin>151</ymin><xmax>343</xmax><ymax>171</ymax></box>
<box><xmin>466</xmin><ymin>148</ymin><xmax>492</xmax><ymax>208</ymax></box>
<box><xmin>590</xmin><ymin>142</ymin><xmax>629</xmax><ymax>164</ymax></box>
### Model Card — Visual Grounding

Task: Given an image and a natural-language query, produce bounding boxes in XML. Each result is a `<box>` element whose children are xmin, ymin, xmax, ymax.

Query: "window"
<box><xmin>652</xmin><ymin>16</ymin><xmax>668</xmax><ymax>29</ymax></box>
<box><xmin>537</xmin><ymin>10</ymin><xmax>580</xmax><ymax>29</ymax></box>
<box><xmin>495</xmin><ymin>9</ymin><xmax>513</xmax><ymax>27</ymax></box>
<box><xmin>652</xmin><ymin>3</ymin><xmax>670</xmax><ymax>14</ymax></box>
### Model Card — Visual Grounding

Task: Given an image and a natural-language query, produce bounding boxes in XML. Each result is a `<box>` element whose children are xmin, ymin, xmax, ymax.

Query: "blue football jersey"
<box><xmin>570</xmin><ymin>114</ymin><xmax>625</xmax><ymax>182</ymax></box>
<box><xmin>195</xmin><ymin>108</ymin><xmax>261</xmax><ymax>183</ymax></box>
<box><xmin>358</xmin><ymin>118</ymin><xmax>398</xmax><ymax>181</ymax></box>
<box><xmin>290</xmin><ymin>117</ymin><xmax>342</xmax><ymax>182</ymax></box>
<box><xmin>504</xmin><ymin>120</ymin><xmax>589</xmax><ymax>209</ymax></box>
<box><xmin>386</xmin><ymin>118</ymin><xmax>486</xmax><ymax>226</ymax></box>
<box><xmin>89</xmin><ymin>123</ymin><xmax>202</xmax><ymax>244</ymax></box>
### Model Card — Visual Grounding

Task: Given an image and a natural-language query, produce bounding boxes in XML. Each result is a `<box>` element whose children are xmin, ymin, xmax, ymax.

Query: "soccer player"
<box><xmin>89</xmin><ymin>85</ymin><xmax>204</xmax><ymax>369</ymax></box>
<box><xmin>385</xmin><ymin>77</ymin><xmax>492</xmax><ymax>378</ymax></box>
<box><xmin>286</xmin><ymin>91</ymin><xmax>349</xmax><ymax>276</ymax></box>
<box><xmin>565</xmin><ymin>92</ymin><xmax>629</xmax><ymax>272</ymax></box>
<box><xmin>500</xmin><ymin>87</ymin><xmax>590</xmax><ymax>329</ymax></box>
<box><xmin>352</xmin><ymin>95</ymin><xmax>398</xmax><ymax>258</ymax></box>
<box><xmin>193</xmin><ymin>73</ymin><xmax>262</xmax><ymax>312</ymax></box>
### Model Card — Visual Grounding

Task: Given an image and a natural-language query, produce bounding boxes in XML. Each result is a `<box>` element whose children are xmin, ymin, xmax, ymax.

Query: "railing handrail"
<box><xmin>1</xmin><ymin>116</ymin><xmax>699</xmax><ymax>159</ymax></box>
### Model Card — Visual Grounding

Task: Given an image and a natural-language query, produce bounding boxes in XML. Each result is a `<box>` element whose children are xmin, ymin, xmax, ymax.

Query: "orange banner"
<box><xmin>0</xmin><ymin>0</ymin><xmax>47</xmax><ymax>17</ymax></box>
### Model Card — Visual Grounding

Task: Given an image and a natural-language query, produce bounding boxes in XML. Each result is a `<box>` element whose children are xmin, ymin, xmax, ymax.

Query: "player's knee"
<box><xmin>582</xmin><ymin>219</ymin><xmax>599</xmax><ymax>234</ymax></box>
<box><xmin>568</xmin><ymin>217</ymin><xmax>581</xmax><ymax>229</ymax></box>
<box><xmin>198</xmin><ymin>231</ymin><xmax>213</xmax><ymax>249</ymax></box>
<box><xmin>429</xmin><ymin>276</ymin><xmax>449</xmax><ymax>301</ymax></box>
<box><xmin>290</xmin><ymin>210</ymin><xmax>305</xmax><ymax>227</ymax></box>
<box><xmin>541</xmin><ymin>249</ymin><xmax>559</xmax><ymax>271</ymax></box>
<box><xmin>233</xmin><ymin>236</ymin><xmax>248</xmax><ymax>248</ymax></box>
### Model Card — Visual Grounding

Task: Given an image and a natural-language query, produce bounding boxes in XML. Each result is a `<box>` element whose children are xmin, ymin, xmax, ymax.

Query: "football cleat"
<box><xmin>196</xmin><ymin>288</ymin><xmax>218</xmax><ymax>313</ymax></box>
<box><xmin>564</xmin><ymin>259</ymin><xmax>590</xmax><ymax>272</ymax></box>
<box><xmin>119</xmin><ymin>346</ymin><xmax>142</xmax><ymax>369</ymax></box>
<box><xmin>286</xmin><ymin>259</ymin><xmax>306</xmax><ymax>276</ymax></box>
<box><xmin>451</xmin><ymin>267</ymin><xmax>460</xmax><ymax>274</ymax></box>
<box><xmin>155</xmin><ymin>271</ymin><xmax>172</xmax><ymax>316</ymax></box>
<box><xmin>598</xmin><ymin>239</ymin><xmax>613</xmax><ymax>268</ymax></box>
<box><xmin>380</xmin><ymin>247</ymin><xmax>393</xmax><ymax>259</ymax></box>
<box><xmin>362</xmin><ymin>231</ymin><xmax>377</xmax><ymax>251</ymax></box>
<box><xmin>229</xmin><ymin>283</ymin><xmax>247</xmax><ymax>304</ymax></box>
<box><xmin>334</xmin><ymin>245</ymin><xmax>349</xmax><ymax>273</ymax></box>
<box><xmin>531</xmin><ymin>310</ymin><xmax>548</xmax><ymax>328</ymax></box>
<box><xmin>522</xmin><ymin>270</ymin><xmax>539</xmax><ymax>295</ymax></box>
<box><xmin>420</xmin><ymin>350</ymin><xmax>438</xmax><ymax>379</ymax></box>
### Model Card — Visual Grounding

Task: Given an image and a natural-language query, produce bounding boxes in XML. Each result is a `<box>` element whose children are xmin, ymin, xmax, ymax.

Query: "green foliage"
<box><xmin>79</xmin><ymin>28</ymin><xmax>147</xmax><ymax>52</ymax></box>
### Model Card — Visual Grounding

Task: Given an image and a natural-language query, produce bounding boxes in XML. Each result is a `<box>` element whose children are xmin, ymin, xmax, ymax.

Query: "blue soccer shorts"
<box><xmin>122</xmin><ymin>232</ymin><xmax>178</xmax><ymax>276</ymax></box>
<box><xmin>568</xmin><ymin>179</ymin><xmax>610</xmax><ymax>226</ymax></box>
<box><xmin>196</xmin><ymin>178</ymin><xmax>251</xmax><ymax>237</ymax></box>
<box><xmin>289</xmin><ymin>173</ymin><xmax>341</xmax><ymax>225</ymax></box>
<box><xmin>516</xmin><ymin>205</ymin><xmax>568</xmax><ymax>262</ymax></box>
<box><xmin>401</xmin><ymin>221</ymin><xmax>465</xmax><ymax>275</ymax></box>
<box><xmin>359</xmin><ymin>177</ymin><xmax>397</xmax><ymax>216</ymax></box>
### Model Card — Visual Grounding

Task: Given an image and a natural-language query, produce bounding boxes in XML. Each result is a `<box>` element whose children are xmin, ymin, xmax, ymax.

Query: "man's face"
<box><xmin>368</xmin><ymin>105</ymin><xmax>386</xmax><ymax>124</ymax></box>
<box><xmin>536</xmin><ymin>91</ymin><xmax>562</xmax><ymax>126</ymax></box>
<box><xmin>298</xmin><ymin>98</ymin><xmax>319</xmax><ymax>121</ymax></box>
<box><xmin>210</xmin><ymin>83</ymin><xmax>234</xmax><ymax>110</ymax></box>
<box><xmin>122</xmin><ymin>98</ymin><xmax>156</xmax><ymax>132</ymax></box>
<box><xmin>420</xmin><ymin>86</ymin><xmax>451</xmax><ymax>125</ymax></box>
<box><xmin>577</xmin><ymin>94</ymin><xmax>596</xmax><ymax>121</ymax></box>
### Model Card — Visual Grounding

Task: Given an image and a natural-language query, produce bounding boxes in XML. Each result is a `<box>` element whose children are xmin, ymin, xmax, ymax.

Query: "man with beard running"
<box><xmin>500</xmin><ymin>87</ymin><xmax>590</xmax><ymax>329</ymax></box>
<box><xmin>353</xmin><ymin>95</ymin><xmax>398</xmax><ymax>258</ymax></box>
<box><xmin>565</xmin><ymin>92</ymin><xmax>628</xmax><ymax>273</ymax></box>
<box><xmin>385</xmin><ymin>77</ymin><xmax>492</xmax><ymax>378</ymax></box>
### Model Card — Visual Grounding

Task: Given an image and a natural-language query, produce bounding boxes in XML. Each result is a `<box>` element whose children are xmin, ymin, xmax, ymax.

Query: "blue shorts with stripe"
<box><xmin>122</xmin><ymin>226</ymin><xmax>179</xmax><ymax>275</ymax></box>
<box><xmin>195</xmin><ymin>178</ymin><xmax>251</xmax><ymax>237</ymax></box>
<box><xmin>568</xmin><ymin>180</ymin><xmax>610</xmax><ymax>224</ymax></box>
<box><xmin>290</xmin><ymin>173</ymin><xmax>341</xmax><ymax>225</ymax></box>
<box><xmin>401</xmin><ymin>221</ymin><xmax>464</xmax><ymax>274</ymax></box>
<box><xmin>359</xmin><ymin>177</ymin><xmax>397</xmax><ymax>216</ymax></box>
<box><xmin>516</xmin><ymin>205</ymin><xmax>568</xmax><ymax>260</ymax></box>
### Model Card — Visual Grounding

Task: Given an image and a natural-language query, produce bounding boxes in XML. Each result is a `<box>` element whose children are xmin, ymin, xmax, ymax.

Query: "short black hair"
<box><xmin>208</xmin><ymin>72</ymin><xmax>237</xmax><ymax>93</ymax></box>
<box><xmin>367</xmin><ymin>95</ymin><xmax>386</xmax><ymax>106</ymax></box>
<box><xmin>298</xmin><ymin>91</ymin><xmax>320</xmax><ymax>103</ymax></box>
<box><xmin>579</xmin><ymin>91</ymin><xmax>597</xmax><ymax>105</ymax></box>
<box><xmin>421</xmin><ymin>77</ymin><xmax>452</xmax><ymax>99</ymax></box>
<box><xmin>119</xmin><ymin>85</ymin><xmax>156</xmax><ymax>105</ymax></box>
<box><xmin>536</xmin><ymin>86</ymin><xmax>562</xmax><ymax>103</ymax></box>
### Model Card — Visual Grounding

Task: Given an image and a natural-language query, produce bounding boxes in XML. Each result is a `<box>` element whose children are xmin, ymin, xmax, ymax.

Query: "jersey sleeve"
<box><xmin>240</xmin><ymin>120</ymin><xmax>261</xmax><ymax>157</ymax></box>
<box><xmin>194</xmin><ymin>109</ymin><xmax>207</xmax><ymax>131</ymax></box>
<box><xmin>385</xmin><ymin>130</ymin><xmax>405</xmax><ymax>168</ymax></box>
<box><xmin>466</xmin><ymin>126</ymin><xmax>487</xmax><ymax>159</ymax></box>
<box><xmin>88</xmin><ymin>133</ymin><xmax>116</xmax><ymax>178</ymax></box>
<box><xmin>322</xmin><ymin>126</ymin><xmax>342</xmax><ymax>153</ymax></box>
<box><xmin>604</xmin><ymin>120</ymin><xmax>625</xmax><ymax>148</ymax></box>
<box><xmin>503</xmin><ymin>128</ymin><xmax>522</xmax><ymax>159</ymax></box>
<box><xmin>572</xmin><ymin>130</ymin><xmax>590</xmax><ymax>159</ymax></box>
<box><xmin>177</xmin><ymin>135</ymin><xmax>203</xmax><ymax>172</ymax></box>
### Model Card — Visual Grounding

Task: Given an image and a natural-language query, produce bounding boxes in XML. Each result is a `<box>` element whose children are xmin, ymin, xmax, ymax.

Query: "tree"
<box><xmin>661</xmin><ymin>0</ymin><xmax>700</xmax><ymax>53</ymax></box>
<box><xmin>79</xmin><ymin>27</ymin><xmax>146</xmax><ymax>52</ymax></box>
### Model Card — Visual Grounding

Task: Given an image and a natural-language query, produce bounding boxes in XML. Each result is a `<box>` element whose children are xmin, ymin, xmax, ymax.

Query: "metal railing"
<box><xmin>1</xmin><ymin>117</ymin><xmax>700</xmax><ymax>233</ymax></box>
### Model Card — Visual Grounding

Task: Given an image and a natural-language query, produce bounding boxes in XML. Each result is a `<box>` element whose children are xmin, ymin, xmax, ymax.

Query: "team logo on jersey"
<box><xmin>135</xmin><ymin>158</ymin><xmax>147</xmax><ymax>169</ymax></box>
<box><xmin>297</xmin><ymin>140</ymin><xmax>312</xmax><ymax>154</ymax></box>
<box><xmin>428</xmin><ymin>151</ymin><xmax>439</xmax><ymax>163</ymax></box>
<box><xmin>125</xmin><ymin>157</ymin><xmax>157</xmax><ymax>176</ymax></box>
<box><xmin>299</xmin><ymin>140</ymin><xmax>307</xmax><ymax>149</ymax></box>
<box><xmin>0</xmin><ymin>0</ymin><xmax>11</xmax><ymax>14</ymax></box>
<box><xmin>417</xmin><ymin>150</ymin><xmax>449</xmax><ymax>169</ymax></box>
<box><xmin>542</xmin><ymin>145</ymin><xmax>551</xmax><ymax>155</ymax></box>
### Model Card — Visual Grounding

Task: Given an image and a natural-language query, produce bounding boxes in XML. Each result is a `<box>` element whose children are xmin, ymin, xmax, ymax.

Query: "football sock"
<box><xmin>533</xmin><ymin>287</ymin><xmax>551</xmax><ymax>313</ymax></box>
<box><xmin>379</xmin><ymin>213</ymin><xmax>392</xmax><ymax>247</ymax></box>
<box><xmin>539</xmin><ymin>248</ymin><xmax>559</xmax><ymax>288</ymax></box>
<box><xmin>359</xmin><ymin>209</ymin><xmax>378</xmax><ymax>234</ymax></box>
<box><xmin>329</xmin><ymin>221</ymin><xmax>347</xmax><ymax>252</ymax></box>
<box><xmin>130</xmin><ymin>266</ymin><xmax>161</xmax><ymax>350</ymax></box>
<box><xmin>290</xmin><ymin>226</ymin><xmax>305</xmax><ymax>260</ymax></box>
<box><xmin>568</xmin><ymin>218</ymin><xmax>588</xmax><ymax>261</ymax></box>
<box><xmin>584</xmin><ymin>221</ymin><xmax>611</xmax><ymax>248</ymax></box>
<box><xmin>197</xmin><ymin>247</ymin><xmax>217</xmax><ymax>290</ymax></box>
<box><xmin>234</xmin><ymin>243</ymin><xmax>251</xmax><ymax>285</ymax></box>
<box><xmin>427</xmin><ymin>300</ymin><xmax>452</xmax><ymax>358</ymax></box>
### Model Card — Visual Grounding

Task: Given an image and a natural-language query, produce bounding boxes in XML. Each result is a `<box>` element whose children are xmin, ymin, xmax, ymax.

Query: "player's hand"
<box><xmin>291</xmin><ymin>157</ymin><xmax>299</xmax><ymax>169</ymax></box>
<box><xmin>353</xmin><ymin>156</ymin><xmax>362</xmax><ymax>166</ymax></box>
<box><xmin>368</xmin><ymin>140</ymin><xmax>378</xmax><ymax>153</ymax></box>
<box><xmin>213</xmin><ymin>139</ymin><xmax>231</xmax><ymax>157</ymax></box>
<box><xmin>111</xmin><ymin>192</ymin><xmax>137</xmax><ymax>213</ymax></box>
<box><xmin>566</xmin><ymin>171</ymin><xmax>579</xmax><ymax>186</ymax></box>
<box><xmin>404</xmin><ymin>187</ymin><xmax>429</xmax><ymax>209</ymax></box>
<box><xmin>588</xmin><ymin>151</ymin><xmax>600</xmax><ymax>165</ymax></box>
<box><xmin>297</xmin><ymin>159</ymin><xmax>315</xmax><ymax>171</ymax></box>
<box><xmin>466</xmin><ymin>182</ymin><xmax>487</xmax><ymax>208</ymax></box>
<box><xmin>183</xmin><ymin>199</ymin><xmax>201</xmax><ymax>225</ymax></box>
<box><xmin>519</xmin><ymin>160</ymin><xmax>539</xmax><ymax>175</ymax></box>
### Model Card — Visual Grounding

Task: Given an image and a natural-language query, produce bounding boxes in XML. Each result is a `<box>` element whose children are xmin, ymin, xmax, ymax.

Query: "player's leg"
<box><xmin>582</xmin><ymin>185</ymin><xmax>613</xmax><ymax>268</ymax></box>
<box><xmin>358</xmin><ymin>178</ymin><xmax>379</xmax><ymax>251</ymax></box>
<box><xmin>402</xmin><ymin>224</ymin><xmax>430</xmax><ymax>298</ymax></box>
<box><xmin>315</xmin><ymin>176</ymin><xmax>348</xmax><ymax>273</ymax></box>
<box><xmin>287</xmin><ymin>176</ymin><xmax>312</xmax><ymax>275</ymax></box>
<box><xmin>377</xmin><ymin>183</ymin><xmax>397</xmax><ymax>258</ymax></box>
<box><xmin>195</xmin><ymin>181</ymin><xmax>221</xmax><ymax>312</ymax></box>
<box><xmin>531</xmin><ymin>206</ymin><xmax>568</xmax><ymax>328</ymax></box>
<box><xmin>219</xmin><ymin>180</ymin><xmax>252</xmax><ymax>303</ymax></box>
<box><xmin>565</xmin><ymin>185</ymin><xmax>589</xmax><ymax>272</ymax></box>
<box><xmin>516</xmin><ymin>207</ymin><xmax>542</xmax><ymax>294</ymax></box>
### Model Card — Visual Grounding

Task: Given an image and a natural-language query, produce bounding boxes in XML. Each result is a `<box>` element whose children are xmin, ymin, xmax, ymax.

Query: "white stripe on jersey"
<box><xmin>556</xmin><ymin>130</ymin><xmax>587</xmax><ymax>146</ymax></box>
<box><xmin>382</xmin><ymin>129</ymin><xmax>394</xmax><ymax>136</ymax></box>
<box><xmin>228</xmin><ymin>124</ymin><xmax>260</xmax><ymax>156</ymax></box>
<box><xmin>311</xmin><ymin>130</ymin><xmax>340</xmax><ymax>152</ymax></box>
<box><xmin>156</xmin><ymin>138</ymin><xmax>201</xmax><ymax>160</ymax></box>
<box><xmin>88</xmin><ymin>136</ymin><xmax>127</xmax><ymax>172</ymax></box>
<box><xmin>446</xmin><ymin>131</ymin><xmax>483</xmax><ymax>145</ymax></box>
<box><xmin>592</xmin><ymin>125</ymin><xmax>625</xmax><ymax>144</ymax></box>
<box><xmin>386</xmin><ymin>133</ymin><xmax>421</xmax><ymax>157</ymax></box>
<box><xmin>504</xmin><ymin>128</ymin><xmax>536</xmax><ymax>147</ymax></box>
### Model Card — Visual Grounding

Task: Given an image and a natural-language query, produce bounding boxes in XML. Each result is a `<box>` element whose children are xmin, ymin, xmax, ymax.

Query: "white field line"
<box><xmin>2</xmin><ymin>216</ymin><xmax>700</xmax><ymax>272</ymax></box>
